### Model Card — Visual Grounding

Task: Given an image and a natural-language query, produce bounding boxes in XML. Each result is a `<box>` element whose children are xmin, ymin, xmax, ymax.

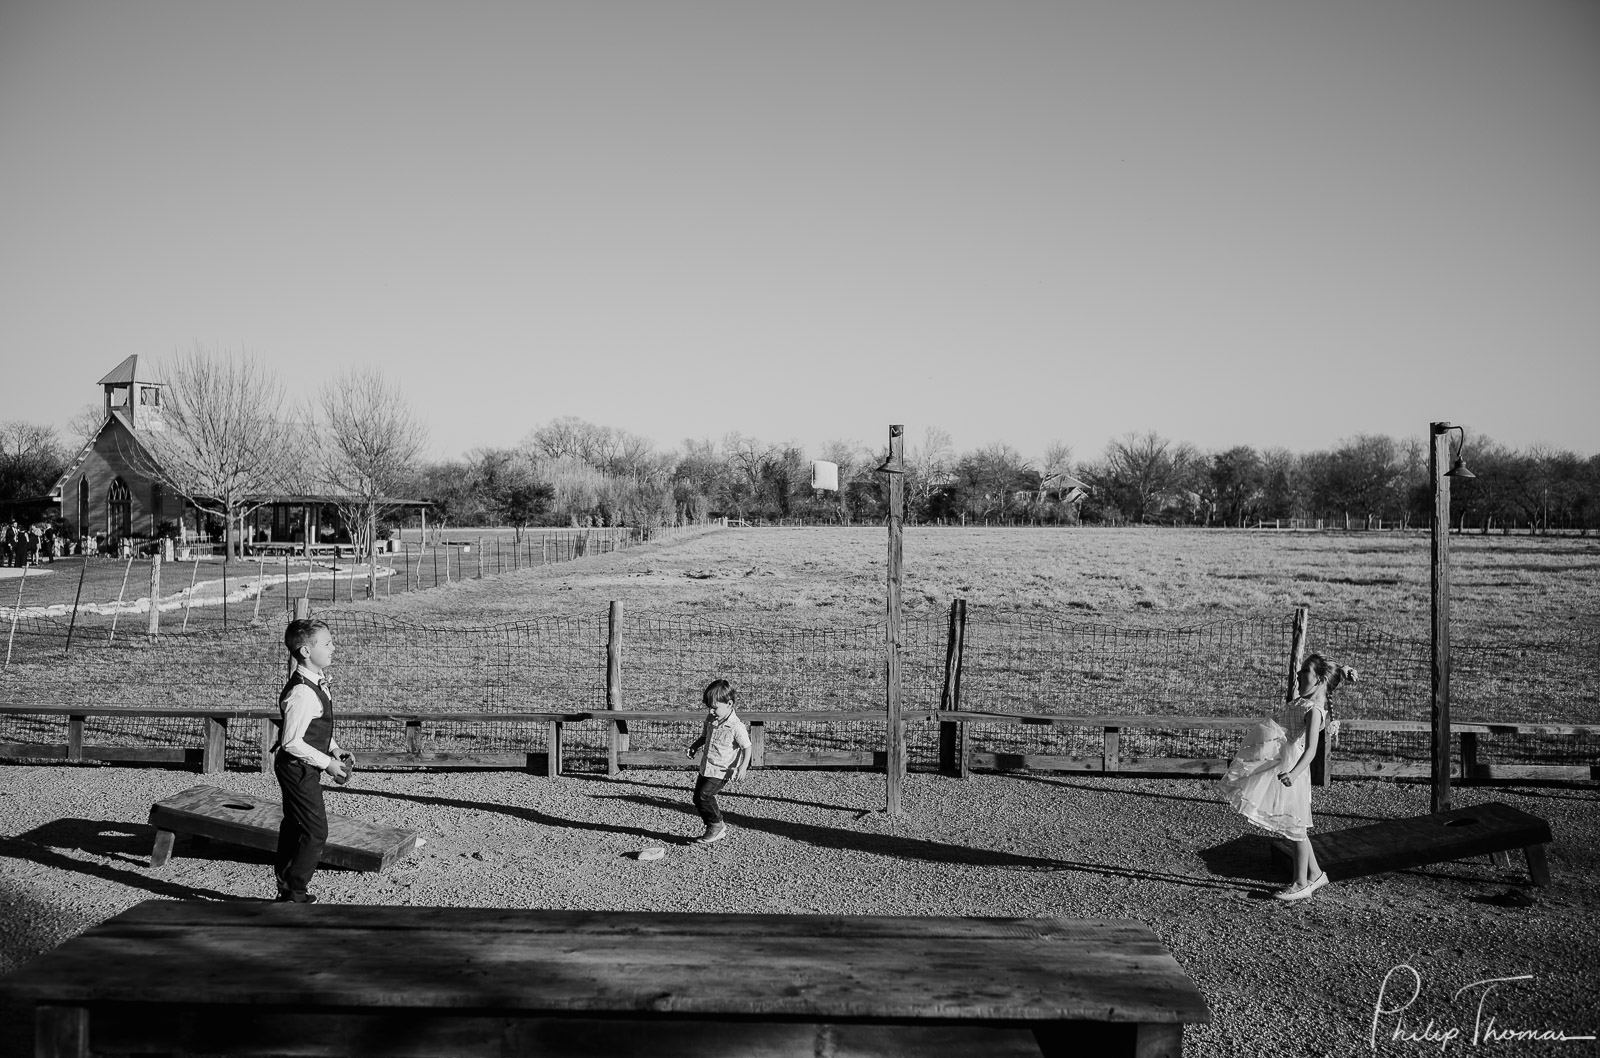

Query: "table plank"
<box><xmin>5</xmin><ymin>905</ymin><xmax>1209</xmax><ymax>1027</ymax></box>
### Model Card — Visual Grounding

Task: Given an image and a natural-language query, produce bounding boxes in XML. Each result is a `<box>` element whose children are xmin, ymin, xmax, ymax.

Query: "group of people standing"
<box><xmin>2</xmin><ymin>519</ymin><xmax>60</xmax><ymax>567</ymax></box>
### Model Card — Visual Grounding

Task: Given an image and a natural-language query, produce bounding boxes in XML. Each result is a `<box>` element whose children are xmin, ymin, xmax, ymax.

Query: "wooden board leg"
<box><xmin>1134</xmin><ymin>1022</ymin><xmax>1185</xmax><ymax>1058</ymax></box>
<box><xmin>1490</xmin><ymin>850</ymin><xmax>1512</xmax><ymax>869</ymax></box>
<box><xmin>150</xmin><ymin>828</ymin><xmax>175</xmax><ymax>868</ymax></box>
<box><xmin>1524</xmin><ymin>844</ymin><xmax>1551</xmax><ymax>887</ymax></box>
<box><xmin>35</xmin><ymin>1004</ymin><xmax>90</xmax><ymax>1058</ymax></box>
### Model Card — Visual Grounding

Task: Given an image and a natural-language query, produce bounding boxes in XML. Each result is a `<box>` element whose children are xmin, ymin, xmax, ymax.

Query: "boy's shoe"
<box><xmin>275</xmin><ymin>892</ymin><xmax>318</xmax><ymax>904</ymax></box>
<box><xmin>691</xmin><ymin>824</ymin><xmax>728</xmax><ymax>845</ymax></box>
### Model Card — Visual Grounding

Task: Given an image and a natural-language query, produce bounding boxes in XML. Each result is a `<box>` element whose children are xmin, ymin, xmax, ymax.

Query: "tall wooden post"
<box><xmin>881</xmin><ymin>425</ymin><xmax>906</xmax><ymax>815</ymax></box>
<box><xmin>147</xmin><ymin>554</ymin><xmax>162</xmax><ymax>635</ymax></box>
<box><xmin>606</xmin><ymin>601</ymin><xmax>625</xmax><ymax>777</ymax></box>
<box><xmin>939</xmin><ymin>598</ymin><xmax>968</xmax><ymax>776</ymax></box>
<box><xmin>1430</xmin><ymin>422</ymin><xmax>1454</xmax><ymax>813</ymax></box>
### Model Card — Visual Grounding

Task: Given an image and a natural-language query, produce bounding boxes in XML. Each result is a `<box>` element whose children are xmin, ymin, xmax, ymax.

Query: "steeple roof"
<box><xmin>97</xmin><ymin>355</ymin><xmax>162</xmax><ymax>386</ymax></box>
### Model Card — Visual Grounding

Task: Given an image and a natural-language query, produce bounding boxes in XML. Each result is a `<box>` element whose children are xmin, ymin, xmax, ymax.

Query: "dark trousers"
<box><xmin>692</xmin><ymin>775</ymin><xmax>728</xmax><ymax>828</ymax></box>
<box><xmin>274</xmin><ymin>755</ymin><xmax>328</xmax><ymax>898</ymax></box>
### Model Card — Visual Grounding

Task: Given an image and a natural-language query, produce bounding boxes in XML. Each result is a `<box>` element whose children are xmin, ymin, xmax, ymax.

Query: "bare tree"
<box><xmin>908</xmin><ymin>426</ymin><xmax>954</xmax><ymax>518</ymax></box>
<box><xmin>316</xmin><ymin>368</ymin><xmax>429</xmax><ymax>597</ymax></box>
<box><xmin>67</xmin><ymin>403</ymin><xmax>106</xmax><ymax>445</ymax></box>
<box><xmin>1090</xmin><ymin>431</ymin><xmax>1197</xmax><ymax>524</ymax></box>
<box><xmin>1041</xmin><ymin>441</ymin><xmax>1074</xmax><ymax>478</ymax></box>
<box><xmin>134</xmin><ymin>347</ymin><xmax>302</xmax><ymax>559</ymax></box>
<box><xmin>0</xmin><ymin>421</ymin><xmax>66</xmax><ymax>508</ymax></box>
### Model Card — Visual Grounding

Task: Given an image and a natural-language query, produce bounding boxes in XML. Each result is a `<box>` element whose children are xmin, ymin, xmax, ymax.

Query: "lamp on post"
<box><xmin>1429</xmin><ymin>422</ymin><xmax>1473</xmax><ymax>814</ymax></box>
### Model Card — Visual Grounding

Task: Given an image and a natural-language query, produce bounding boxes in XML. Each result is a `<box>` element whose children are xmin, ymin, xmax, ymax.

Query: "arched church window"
<box><xmin>108</xmin><ymin>477</ymin><xmax>132</xmax><ymax>540</ymax></box>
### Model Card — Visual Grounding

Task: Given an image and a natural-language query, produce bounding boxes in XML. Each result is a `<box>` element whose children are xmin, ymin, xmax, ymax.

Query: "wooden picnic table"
<box><xmin>5</xmin><ymin>901</ymin><xmax>1210</xmax><ymax>1057</ymax></box>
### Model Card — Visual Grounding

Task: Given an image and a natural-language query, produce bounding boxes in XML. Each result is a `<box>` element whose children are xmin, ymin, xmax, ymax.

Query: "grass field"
<box><xmin>368</xmin><ymin>525</ymin><xmax>1600</xmax><ymax>643</ymax></box>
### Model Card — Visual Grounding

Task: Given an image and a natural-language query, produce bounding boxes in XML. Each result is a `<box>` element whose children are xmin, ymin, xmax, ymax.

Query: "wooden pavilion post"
<box><xmin>880</xmin><ymin>425</ymin><xmax>906</xmax><ymax>816</ymax></box>
<box><xmin>1430</xmin><ymin>422</ymin><xmax>1454</xmax><ymax>813</ymax></box>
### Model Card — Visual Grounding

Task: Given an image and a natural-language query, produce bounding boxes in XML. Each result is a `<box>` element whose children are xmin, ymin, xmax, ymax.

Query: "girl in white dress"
<box><xmin>1222</xmin><ymin>652</ymin><xmax>1357</xmax><ymax>901</ymax></box>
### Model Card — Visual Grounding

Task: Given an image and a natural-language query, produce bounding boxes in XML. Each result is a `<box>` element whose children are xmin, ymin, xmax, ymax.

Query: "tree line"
<box><xmin>5</xmin><ymin>354</ymin><xmax>1599</xmax><ymax>538</ymax></box>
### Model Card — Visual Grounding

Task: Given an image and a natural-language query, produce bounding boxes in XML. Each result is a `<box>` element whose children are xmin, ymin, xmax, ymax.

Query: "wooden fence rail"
<box><xmin>3</xmin><ymin>705</ymin><xmax>1595</xmax><ymax>784</ymax></box>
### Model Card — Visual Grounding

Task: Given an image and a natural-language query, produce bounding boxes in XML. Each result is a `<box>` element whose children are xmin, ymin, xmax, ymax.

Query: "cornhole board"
<box><xmin>148</xmin><ymin>784</ymin><xmax>419</xmax><ymax>872</ymax></box>
<box><xmin>1270</xmin><ymin>801</ymin><xmax>1552</xmax><ymax>886</ymax></box>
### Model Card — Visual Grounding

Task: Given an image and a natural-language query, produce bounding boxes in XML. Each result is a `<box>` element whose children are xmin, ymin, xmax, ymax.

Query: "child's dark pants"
<box><xmin>274</xmin><ymin>756</ymin><xmax>328</xmax><ymax>898</ymax></box>
<box><xmin>692</xmin><ymin>775</ymin><xmax>728</xmax><ymax>828</ymax></box>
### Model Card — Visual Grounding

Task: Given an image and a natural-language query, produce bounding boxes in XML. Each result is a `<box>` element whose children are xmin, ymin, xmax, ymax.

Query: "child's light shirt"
<box><xmin>280</xmin><ymin>665</ymin><xmax>341</xmax><ymax>770</ymax></box>
<box><xmin>700</xmin><ymin>711</ymin><xmax>752</xmax><ymax>779</ymax></box>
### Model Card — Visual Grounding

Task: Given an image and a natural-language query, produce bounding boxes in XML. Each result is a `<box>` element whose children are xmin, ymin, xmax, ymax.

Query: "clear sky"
<box><xmin>3</xmin><ymin>0</ymin><xmax>1597</xmax><ymax>466</ymax></box>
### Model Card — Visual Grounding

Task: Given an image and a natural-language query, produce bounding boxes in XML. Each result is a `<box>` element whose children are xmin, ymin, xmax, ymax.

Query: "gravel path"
<box><xmin>1</xmin><ymin>763</ymin><xmax>1595</xmax><ymax>1056</ymax></box>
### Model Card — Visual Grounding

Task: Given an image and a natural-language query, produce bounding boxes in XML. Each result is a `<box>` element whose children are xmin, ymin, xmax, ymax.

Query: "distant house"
<box><xmin>1037</xmin><ymin>472</ymin><xmax>1091</xmax><ymax>505</ymax></box>
<box><xmin>51</xmin><ymin>357</ymin><xmax>428</xmax><ymax>550</ymax></box>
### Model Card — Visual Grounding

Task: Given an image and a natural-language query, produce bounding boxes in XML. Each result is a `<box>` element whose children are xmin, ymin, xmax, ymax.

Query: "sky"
<box><xmin>2</xmin><ymin>0</ymin><xmax>1597</xmax><ymax>467</ymax></box>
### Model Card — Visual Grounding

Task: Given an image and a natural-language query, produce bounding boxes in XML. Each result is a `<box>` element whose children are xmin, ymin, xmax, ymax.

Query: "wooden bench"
<box><xmin>148</xmin><ymin>784</ymin><xmax>419</xmax><ymax>872</ymax></box>
<box><xmin>2</xmin><ymin>902</ymin><xmax>1210</xmax><ymax>1057</ymax></box>
<box><xmin>1269</xmin><ymin>801</ymin><xmax>1554</xmax><ymax>886</ymax></box>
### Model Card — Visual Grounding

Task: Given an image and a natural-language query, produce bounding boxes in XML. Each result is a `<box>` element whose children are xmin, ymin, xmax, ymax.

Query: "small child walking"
<box><xmin>1221</xmin><ymin>652</ymin><xmax>1356</xmax><ymax>901</ymax></box>
<box><xmin>684</xmin><ymin>679</ymin><xmax>751</xmax><ymax>845</ymax></box>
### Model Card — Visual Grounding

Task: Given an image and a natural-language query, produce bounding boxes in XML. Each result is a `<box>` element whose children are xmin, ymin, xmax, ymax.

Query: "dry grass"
<box><xmin>364</xmin><ymin>526</ymin><xmax>1600</xmax><ymax>642</ymax></box>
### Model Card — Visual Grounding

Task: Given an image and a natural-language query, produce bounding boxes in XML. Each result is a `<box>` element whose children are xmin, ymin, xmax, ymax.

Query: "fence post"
<box><xmin>1102</xmin><ymin>727</ymin><xmax>1120</xmax><ymax>772</ymax></box>
<box><xmin>938</xmin><ymin>598</ymin><xmax>968</xmax><ymax>776</ymax></box>
<box><xmin>545</xmin><ymin>720</ymin><xmax>564</xmax><ymax>777</ymax></box>
<box><xmin>108</xmin><ymin>555</ymin><xmax>134</xmax><ymax>644</ymax></box>
<box><xmin>1460</xmin><ymin>731</ymin><xmax>1479</xmax><ymax>780</ymax></box>
<box><xmin>882</xmin><ymin>424</ymin><xmax>906</xmax><ymax>815</ymax></box>
<box><xmin>203</xmin><ymin>717</ymin><xmax>226</xmax><ymax>774</ymax></box>
<box><xmin>749</xmin><ymin>722</ymin><xmax>765</xmax><ymax>768</ymax></box>
<box><xmin>477</xmin><ymin>538</ymin><xmax>483</xmax><ymax>579</ymax></box>
<box><xmin>259</xmin><ymin>717</ymin><xmax>277</xmax><ymax>773</ymax></box>
<box><xmin>147</xmin><ymin>554</ymin><xmax>162</xmax><ymax>635</ymax></box>
<box><xmin>68</xmin><ymin>714</ymin><xmax>85</xmax><ymax>761</ymax></box>
<box><xmin>4</xmin><ymin>561</ymin><xmax>27</xmax><ymax>668</ymax></box>
<box><xmin>606</xmin><ymin>601</ymin><xmax>625</xmax><ymax>777</ymax></box>
<box><xmin>62</xmin><ymin>559</ymin><xmax>88</xmax><ymax>656</ymax></box>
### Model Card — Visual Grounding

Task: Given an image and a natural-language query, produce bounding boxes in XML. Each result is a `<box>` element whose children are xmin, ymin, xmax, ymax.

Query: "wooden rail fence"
<box><xmin>3</xmin><ymin>704</ymin><xmax>1594</xmax><ymax>784</ymax></box>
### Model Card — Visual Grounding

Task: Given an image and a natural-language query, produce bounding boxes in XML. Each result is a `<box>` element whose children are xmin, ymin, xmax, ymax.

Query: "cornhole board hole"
<box><xmin>148</xmin><ymin>784</ymin><xmax>420</xmax><ymax>872</ymax></box>
<box><xmin>1271</xmin><ymin>801</ymin><xmax>1552</xmax><ymax>886</ymax></box>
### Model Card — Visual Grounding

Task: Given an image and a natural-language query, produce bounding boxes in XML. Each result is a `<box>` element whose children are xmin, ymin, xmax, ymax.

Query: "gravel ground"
<box><xmin>1</xmin><ymin>763</ymin><xmax>1596</xmax><ymax>1057</ymax></box>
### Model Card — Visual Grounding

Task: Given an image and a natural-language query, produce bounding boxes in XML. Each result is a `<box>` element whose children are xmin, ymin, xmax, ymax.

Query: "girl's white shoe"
<box><xmin>1275</xmin><ymin>872</ymin><xmax>1328</xmax><ymax>901</ymax></box>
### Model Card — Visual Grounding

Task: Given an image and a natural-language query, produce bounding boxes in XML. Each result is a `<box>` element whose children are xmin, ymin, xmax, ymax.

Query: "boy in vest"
<box><xmin>273</xmin><ymin>618</ymin><xmax>350</xmax><ymax>903</ymax></box>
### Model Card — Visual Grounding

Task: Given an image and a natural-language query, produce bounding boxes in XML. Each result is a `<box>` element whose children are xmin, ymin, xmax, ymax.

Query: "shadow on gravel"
<box><xmin>567</xmin><ymin>772</ymin><xmax>871</xmax><ymax>815</ymax></box>
<box><xmin>1196</xmin><ymin>835</ymin><xmax>1281</xmax><ymax>884</ymax></box>
<box><xmin>0</xmin><ymin>830</ymin><xmax>238</xmax><ymax>903</ymax></box>
<box><xmin>613</xmin><ymin>792</ymin><xmax>1254</xmax><ymax>894</ymax></box>
<box><xmin>1009</xmin><ymin>774</ymin><xmax>1223</xmax><ymax>807</ymax></box>
<box><xmin>336</xmin><ymin>787</ymin><xmax>687</xmax><ymax>844</ymax></box>
<box><xmin>1010</xmin><ymin>774</ymin><xmax>1389</xmax><ymax>824</ymax></box>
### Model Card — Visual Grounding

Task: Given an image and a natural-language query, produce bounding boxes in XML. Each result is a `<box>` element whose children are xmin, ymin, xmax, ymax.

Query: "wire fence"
<box><xmin>3</xmin><ymin>601</ymin><xmax>1594</xmax><ymax>774</ymax></box>
<box><xmin>0</xmin><ymin>523</ymin><xmax>721</xmax><ymax>646</ymax></box>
